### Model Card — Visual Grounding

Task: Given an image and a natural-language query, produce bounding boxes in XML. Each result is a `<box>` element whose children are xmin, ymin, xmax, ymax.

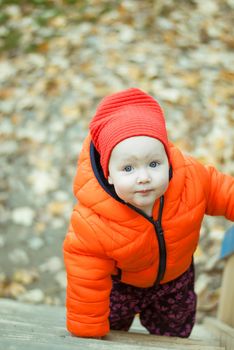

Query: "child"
<box><xmin>63</xmin><ymin>88</ymin><xmax>234</xmax><ymax>339</ymax></box>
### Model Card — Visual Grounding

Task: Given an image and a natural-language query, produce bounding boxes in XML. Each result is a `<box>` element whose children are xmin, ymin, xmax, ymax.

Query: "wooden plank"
<box><xmin>0</xmin><ymin>299</ymin><xmax>65</xmax><ymax>326</ymax></box>
<box><xmin>0</xmin><ymin>338</ymin><xmax>175</xmax><ymax>350</ymax></box>
<box><xmin>1</xmin><ymin>339</ymin><xmax>101</xmax><ymax>350</ymax></box>
<box><xmin>204</xmin><ymin>317</ymin><xmax>234</xmax><ymax>350</ymax></box>
<box><xmin>105</xmin><ymin>330</ymin><xmax>223</xmax><ymax>349</ymax></box>
<box><xmin>217</xmin><ymin>254</ymin><xmax>234</xmax><ymax>328</ymax></box>
<box><xmin>0</xmin><ymin>299</ymin><xmax>224</xmax><ymax>350</ymax></box>
<box><xmin>190</xmin><ymin>323</ymin><xmax>220</xmax><ymax>343</ymax></box>
<box><xmin>130</xmin><ymin>316</ymin><xmax>220</xmax><ymax>344</ymax></box>
<box><xmin>0</xmin><ymin>319</ymin><xmax>224</xmax><ymax>350</ymax></box>
<box><xmin>0</xmin><ymin>332</ymin><xmax>224</xmax><ymax>350</ymax></box>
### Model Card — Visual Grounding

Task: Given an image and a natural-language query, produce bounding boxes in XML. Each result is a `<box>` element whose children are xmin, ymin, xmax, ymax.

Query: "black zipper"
<box><xmin>127</xmin><ymin>195</ymin><xmax>166</xmax><ymax>286</ymax></box>
<box><xmin>152</xmin><ymin>196</ymin><xmax>166</xmax><ymax>285</ymax></box>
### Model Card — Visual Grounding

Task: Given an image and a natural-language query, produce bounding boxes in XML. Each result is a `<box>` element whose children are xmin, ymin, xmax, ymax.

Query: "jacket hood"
<box><xmin>73</xmin><ymin>134</ymin><xmax>186</xmax><ymax>221</ymax></box>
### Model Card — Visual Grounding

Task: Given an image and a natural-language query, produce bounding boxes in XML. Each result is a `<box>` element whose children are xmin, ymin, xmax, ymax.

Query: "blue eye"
<box><xmin>123</xmin><ymin>165</ymin><xmax>133</xmax><ymax>172</ymax></box>
<box><xmin>149</xmin><ymin>161</ymin><xmax>159</xmax><ymax>168</ymax></box>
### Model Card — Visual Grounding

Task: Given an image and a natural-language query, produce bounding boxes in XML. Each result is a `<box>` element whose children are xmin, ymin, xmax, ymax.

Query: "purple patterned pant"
<box><xmin>109</xmin><ymin>263</ymin><xmax>196</xmax><ymax>338</ymax></box>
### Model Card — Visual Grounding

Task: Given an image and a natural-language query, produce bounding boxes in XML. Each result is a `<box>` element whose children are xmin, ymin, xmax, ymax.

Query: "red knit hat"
<box><xmin>89</xmin><ymin>88</ymin><xmax>170</xmax><ymax>178</ymax></box>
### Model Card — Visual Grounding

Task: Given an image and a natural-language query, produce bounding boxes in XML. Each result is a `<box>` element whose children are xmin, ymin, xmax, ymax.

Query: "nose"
<box><xmin>136</xmin><ymin>168</ymin><xmax>151</xmax><ymax>184</ymax></box>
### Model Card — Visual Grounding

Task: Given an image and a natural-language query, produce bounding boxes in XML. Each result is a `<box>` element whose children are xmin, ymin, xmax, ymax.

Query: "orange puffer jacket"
<box><xmin>63</xmin><ymin>135</ymin><xmax>234</xmax><ymax>338</ymax></box>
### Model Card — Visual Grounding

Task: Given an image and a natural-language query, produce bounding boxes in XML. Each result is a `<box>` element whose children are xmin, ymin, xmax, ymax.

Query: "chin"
<box><xmin>134</xmin><ymin>201</ymin><xmax>154</xmax><ymax>209</ymax></box>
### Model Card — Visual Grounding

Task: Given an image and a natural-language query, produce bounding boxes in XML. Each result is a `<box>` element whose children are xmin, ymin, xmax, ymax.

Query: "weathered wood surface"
<box><xmin>0</xmin><ymin>299</ymin><xmax>224</xmax><ymax>350</ymax></box>
<box><xmin>204</xmin><ymin>317</ymin><xmax>234</xmax><ymax>350</ymax></box>
<box><xmin>217</xmin><ymin>254</ymin><xmax>234</xmax><ymax>328</ymax></box>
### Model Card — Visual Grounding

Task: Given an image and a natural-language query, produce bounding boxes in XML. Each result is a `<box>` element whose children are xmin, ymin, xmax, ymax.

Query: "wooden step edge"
<box><xmin>204</xmin><ymin>317</ymin><xmax>234</xmax><ymax>350</ymax></box>
<box><xmin>105</xmin><ymin>331</ymin><xmax>224</xmax><ymax>350</ymax></box>
<box><xmin>131</xmin><ymin>325</ymin><xmax>220</xmax><ymax>345</ymax></box>
<box><xmin>0</xmin><ymin>336</ymin><xmax>226</xmax><ymax>350</ymax></box>
<box><xmin>130</xmin><ymin>315</ymin><xmax>219</xmax><ymax>343</ymax></box>
<box><xmin>108</xmin><ymin>329</ymin><xmax>218</xmax><ymax>346</ymax></box>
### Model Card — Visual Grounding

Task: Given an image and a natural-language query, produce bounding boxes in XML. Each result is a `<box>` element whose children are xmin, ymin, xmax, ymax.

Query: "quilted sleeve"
<box><xmin>63</xmin><ymin>225</ymin><xmax>115</xmax><ymax>338</ymax></box>
<box><xmin>203</xmin><ymin>165</ymin><xmax>234</xmax><ymax>220</ymax></box>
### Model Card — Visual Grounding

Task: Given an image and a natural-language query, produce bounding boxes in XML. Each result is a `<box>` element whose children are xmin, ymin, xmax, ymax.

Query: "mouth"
<box><xmin>135</xmin><ymin>189</ymin><xmax>153</xmax><ymax>194</ymax></box>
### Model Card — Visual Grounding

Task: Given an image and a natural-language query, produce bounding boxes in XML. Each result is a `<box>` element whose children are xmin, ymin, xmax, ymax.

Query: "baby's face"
<box><xmin>108</xmin><ymin>136</ymin><xmax>169</xmax><ymax>216</ymax></box>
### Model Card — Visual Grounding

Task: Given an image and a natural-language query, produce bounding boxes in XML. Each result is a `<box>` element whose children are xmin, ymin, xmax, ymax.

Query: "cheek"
<box><xmin>153</xmin><ymin>169</ymin><xmax>169</xmax><ymax>188</ymax></box>
<box><xmin>112</xmin><ymin>178</ymin><xmax>132</xmax><ymax>195</ymax></box>
<box><xmin>159</xmin><ymin>174</ymin><xmax>169</xmax><ymax>191</ymax></box>
<box><xmin>162</xmin><ymin>179</ymin><xmax>169</xmax><ymax>192</ymax></box>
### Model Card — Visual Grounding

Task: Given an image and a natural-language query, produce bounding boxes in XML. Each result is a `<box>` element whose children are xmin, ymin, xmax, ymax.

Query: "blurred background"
<box><xmin>0</xmin><ymin>0</ymin><xmax>233</xmax><ymax>323</ymax></box>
